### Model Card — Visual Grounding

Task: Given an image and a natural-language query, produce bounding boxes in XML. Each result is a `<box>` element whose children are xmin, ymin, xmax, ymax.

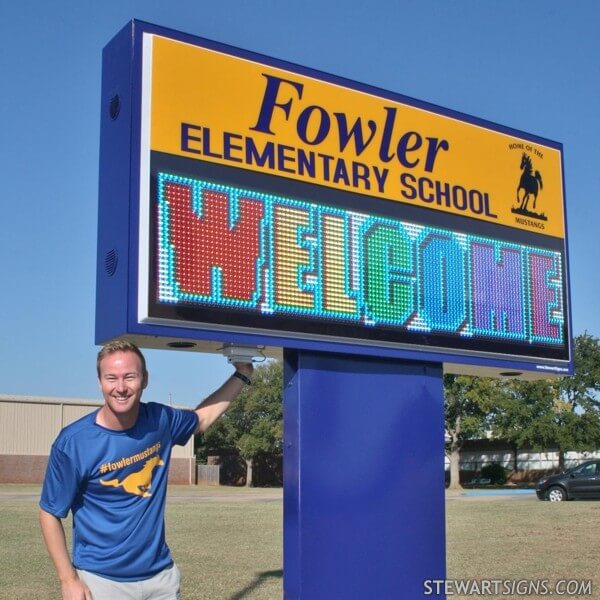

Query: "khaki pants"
<box><xmin>77</xmin><ymin>563</ymin><xmax>181</xmax><ymax>600</ymax></box>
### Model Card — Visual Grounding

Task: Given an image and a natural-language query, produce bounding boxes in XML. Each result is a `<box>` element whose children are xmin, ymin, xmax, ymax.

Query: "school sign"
<box><xmin>96</xmin><ymin>20</ymin><xmax>572</xmax><ymax>378</ymax></box>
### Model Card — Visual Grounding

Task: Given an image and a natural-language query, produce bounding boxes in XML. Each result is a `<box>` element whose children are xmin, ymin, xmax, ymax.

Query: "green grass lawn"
<box><xmin>445</xmin><ymin>496</ymin><xmax>599</xmax><ymax>598</ymax></box>
<box><xmin>1</xmin><ymin>486</ymin><xmax>598</xmax><ymax>599</ymax></box>
<box><xmin>0</xmin><ymin>487</ymin><xmax>282</xmax><ymax>600</ymax></box>
<box><xmin>169</xmin><ymin>499</ymin><xmax>282</xmax><ymax>600</ymax></box>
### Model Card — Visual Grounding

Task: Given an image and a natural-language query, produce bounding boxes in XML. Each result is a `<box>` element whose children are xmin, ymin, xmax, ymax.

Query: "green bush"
<box><xmin>480</xmin><ymin>463</ymin><xmax>507</xmax><ymax>485</ymax></box>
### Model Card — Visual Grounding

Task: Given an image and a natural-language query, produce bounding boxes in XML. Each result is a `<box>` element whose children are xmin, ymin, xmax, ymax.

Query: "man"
<box><xmin>39</xmin><ymin>340</ymin><xmax>253</xmax><ymax>599</ymax></box>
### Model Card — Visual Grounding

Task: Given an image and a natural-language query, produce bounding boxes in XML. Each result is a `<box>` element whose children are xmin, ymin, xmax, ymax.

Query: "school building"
<box><xmin>0</xmin><ymin>395</ymin><xmax>196</xmax><ymax>484</ymax></box>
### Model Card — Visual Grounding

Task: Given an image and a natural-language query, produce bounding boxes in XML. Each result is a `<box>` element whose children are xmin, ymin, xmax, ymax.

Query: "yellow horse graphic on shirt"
<box><xmin>100</xmin><ymin>455</ymin><xmax>164</xmax><ymax>497</ymax></box>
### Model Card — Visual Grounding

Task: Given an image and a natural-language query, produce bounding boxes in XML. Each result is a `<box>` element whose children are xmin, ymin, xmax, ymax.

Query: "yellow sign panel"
<box><xmin>147</xmin><ymin>34</ymin><xmax>565</xmax><ymax>238</ymax></box>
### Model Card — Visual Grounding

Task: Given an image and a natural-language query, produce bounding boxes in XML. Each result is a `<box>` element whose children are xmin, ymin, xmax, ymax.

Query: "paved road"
<box><xmin>167</xmin><ymin>487</ymin><xmax>283</xmax><ymax>503</ymax></box>
<box><xmin>446</xmin><ymin>488</ymin><xmax>538</xmax><ymax>501</ymax></box>
<box><xmin>1</xmin><ymin>485</ymin><xmax>541</xmax><ymax>503</ymax></box>
<box><xmin>0</xmin><ymin>485</ymin><xmax>284</xmax><ymax>503</ymax></box>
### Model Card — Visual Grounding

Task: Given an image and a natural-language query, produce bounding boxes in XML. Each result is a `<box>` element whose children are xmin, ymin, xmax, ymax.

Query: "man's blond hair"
<box><xmin>97</xmin><ymin>340</ymin><xmax>147</xmax><ymax>378</ymax></box>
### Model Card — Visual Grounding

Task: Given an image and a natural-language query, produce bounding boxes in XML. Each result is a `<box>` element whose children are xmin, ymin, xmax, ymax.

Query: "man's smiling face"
<box><xmin>97</xmin><ymin>350</ymin><xmax>148</xmax><ymax>429</ymax></box>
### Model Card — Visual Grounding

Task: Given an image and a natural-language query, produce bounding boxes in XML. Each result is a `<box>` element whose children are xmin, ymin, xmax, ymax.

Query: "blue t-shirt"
<box><xmin>40</xmin><ymin>402</ymin><xmax>198</xmax><ymax>581</ymax></box>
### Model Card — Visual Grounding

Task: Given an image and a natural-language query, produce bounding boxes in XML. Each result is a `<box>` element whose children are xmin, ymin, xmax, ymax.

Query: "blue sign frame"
<box><xmin>96</xmin><ymin>20</ymin><xmax>573</xmax><ymax>378</ymax></box>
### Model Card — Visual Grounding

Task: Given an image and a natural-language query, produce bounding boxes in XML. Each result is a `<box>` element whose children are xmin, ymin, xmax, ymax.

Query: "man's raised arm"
<box><xmin>194</xmin><ymin>362</ymin><xmax>254</xmax><ymax>434</ymax></box>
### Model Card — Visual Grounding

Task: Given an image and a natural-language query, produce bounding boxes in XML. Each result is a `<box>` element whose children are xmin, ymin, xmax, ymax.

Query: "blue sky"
<box><xmin>1</xmin><ymin>1</ymin><xmax>598</xmax><ymax>406</ymax></box>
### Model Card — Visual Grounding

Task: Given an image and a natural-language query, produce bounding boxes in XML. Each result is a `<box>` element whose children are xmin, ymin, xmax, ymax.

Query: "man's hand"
<box><xmin>233</xmin><ymin>361</ymin><xmax>254</xmax><ymax>380</ymax></box>
<box><xmin>60</xmin><ymin>575</ymin><xmax>93</xmax><ymax>600</ymax></box>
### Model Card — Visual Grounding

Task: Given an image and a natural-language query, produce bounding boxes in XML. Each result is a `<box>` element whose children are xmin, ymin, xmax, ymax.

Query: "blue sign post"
<box><xmin>283</xmin><ymin>351</ymin><xmax>446</xmax><ymax>598</ymax></box>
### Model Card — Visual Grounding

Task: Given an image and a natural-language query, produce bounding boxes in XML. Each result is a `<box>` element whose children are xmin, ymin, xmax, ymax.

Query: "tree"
<box><xmin>491</xmin><ymin>334</ymin><xmax>600</xmax><ymax>471</ymax></box>
<box><xmin>491</xmin><ymin>378</ymin><xmax>560</xmax><ymax>469</ymax></box>
<box><xmin>444</xmin><ymin>375</ymin><xmax>506</xmax><ymax>489</ymax></box>
<box><xmin>559</xmin><ymin>333</ymin><xmax>600</xmax><ymax>413</ymax></box>
<box><xmin>201</xmin><ymin>360</ymin><xmax>283</xmax><ymax>486</ymax></box>
<box><xmin>554</xmin><ymin>333</ymin><xmax>600</xmax><ymax>468</ymax></box>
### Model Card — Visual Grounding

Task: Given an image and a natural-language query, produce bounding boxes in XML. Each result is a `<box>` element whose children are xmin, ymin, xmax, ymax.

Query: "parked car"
<box><xmin>536</xmin><ymin>460</ymin><xmax>600</xmax><ymax>501</ymax></box>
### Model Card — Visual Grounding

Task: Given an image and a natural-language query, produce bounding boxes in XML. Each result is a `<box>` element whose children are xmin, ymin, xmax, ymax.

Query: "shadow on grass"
<box><xmin>229</xmin><ymin>569</ymin><xmax>283</xmax><ymax>599</ymax></box>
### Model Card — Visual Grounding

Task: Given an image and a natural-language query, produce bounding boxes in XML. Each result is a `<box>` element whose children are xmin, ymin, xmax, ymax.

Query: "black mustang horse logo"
<box><xmin>517</xmin><ymin>153</ymin><xmax>543</xmax><ymax>212</ymax></box>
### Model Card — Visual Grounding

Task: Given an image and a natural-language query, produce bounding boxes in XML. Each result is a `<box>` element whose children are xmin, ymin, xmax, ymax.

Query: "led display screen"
<box><xmin>145</xmin><ymin>157</ymin><xmax>567</xmax><ymax>362</ymax></box>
